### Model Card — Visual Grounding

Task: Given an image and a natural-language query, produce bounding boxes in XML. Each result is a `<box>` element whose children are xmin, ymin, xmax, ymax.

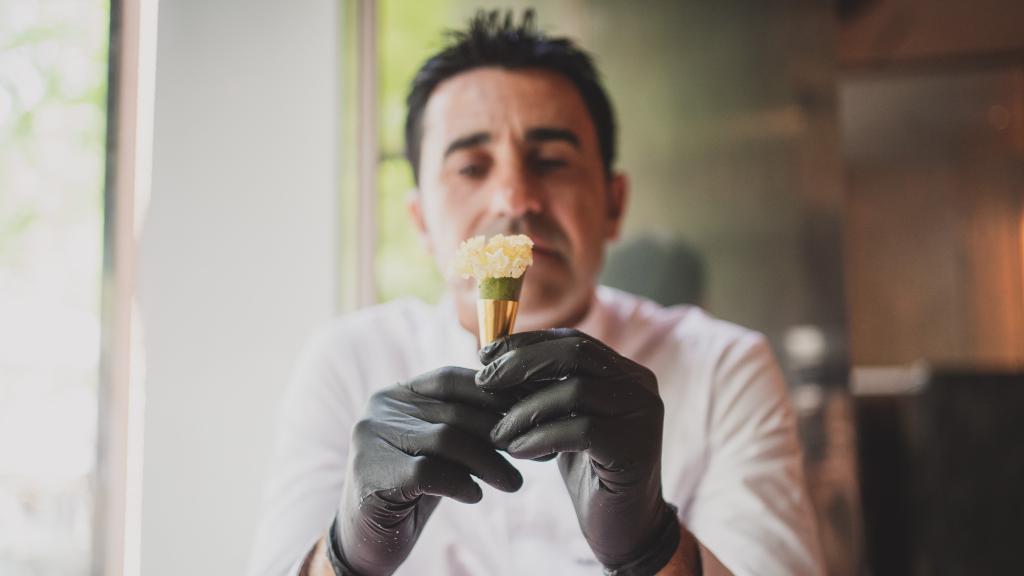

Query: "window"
<box><xmin>373</xmin><ymin>0</ymin><xmax>453</xmax><ymax>304</ymax></box>
<box><xmin>0</xmin><ymin>1</ymin><xmax>110</xmax><ymax>573</ymax></box>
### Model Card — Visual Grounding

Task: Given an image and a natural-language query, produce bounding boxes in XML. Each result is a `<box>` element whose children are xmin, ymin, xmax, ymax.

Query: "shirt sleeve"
<box><xmin>684</xmin><ymin>332</ymin><xmax>825</xmax><ymax>576</ymax></box>
<box><xmin>246</xmin><ymin>327</ymin><xmax>363</xmax><ymax>576</ymax></box>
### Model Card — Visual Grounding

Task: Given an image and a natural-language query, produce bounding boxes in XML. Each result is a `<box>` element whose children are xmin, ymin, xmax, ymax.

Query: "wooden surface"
<box><xmin>842</xmin><ymin>67</ymin><xmax>1024</xmax><ymax>367</ymax></box>
<box><xmin>840</xmin><ymin>0</ymin><xmax>1024</xmax><ymax>68</ymax></box>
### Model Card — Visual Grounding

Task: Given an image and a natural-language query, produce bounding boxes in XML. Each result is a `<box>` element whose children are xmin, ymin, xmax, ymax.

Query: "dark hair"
<box><xmin>404</xmin><ymin>9</ymin><xmax>617</xmax><ymax>183</ymax></box>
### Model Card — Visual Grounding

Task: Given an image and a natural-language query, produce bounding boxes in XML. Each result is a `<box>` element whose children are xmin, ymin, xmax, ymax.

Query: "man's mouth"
<box><xmin>532</xmin><ymin>243</ymin><xmax>565</xmax><ymax>263</ymax></box>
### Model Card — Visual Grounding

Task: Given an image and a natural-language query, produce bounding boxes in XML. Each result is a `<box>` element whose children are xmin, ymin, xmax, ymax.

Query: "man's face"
<box><xmin>409</xmin><ymin>67</ymin><xmax>627</xmax><ymax>331</ymax></box>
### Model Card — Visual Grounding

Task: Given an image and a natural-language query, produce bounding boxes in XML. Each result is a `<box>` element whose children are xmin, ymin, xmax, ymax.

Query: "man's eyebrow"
<box><xmin>525</xmin><ymin>127</ymin><xmax>581</xmax><ymax>149</ymax></box>
<box><xmin>444</xmin><ymin>132</ymin><xmax>490</xmax><ymax>158</ymax></box>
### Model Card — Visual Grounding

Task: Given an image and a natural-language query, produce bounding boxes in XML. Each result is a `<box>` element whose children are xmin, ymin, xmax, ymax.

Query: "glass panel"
<box><xmin>0</xmin><ymin>1</ymin><xmax>110</xmax><ymax>573</ymax></box>
<box><xmin>371</xmin><ymin>4</ymin><xmax>854</xmax><ymax>572</ymax></box>
<box><xmin>373</xmin><ymin>1</ymin><xmax>846</xmax><ymax>347</ymax></box>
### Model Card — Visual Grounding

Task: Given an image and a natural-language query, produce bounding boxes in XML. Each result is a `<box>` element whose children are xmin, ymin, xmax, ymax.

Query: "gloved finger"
<box><xmin>477</xmin><ymin>335</ymin><xmax>609</xmax><ymax>391</ymax></box>
<box><xmin>491</xmin><ymin>377</ymin><xmax>593</xmax><ymax>448</ymax></box>
<box><xmin>478</xmin><ymin>328</ymin><xmax>584</xmax><ymax>364</ymax></box>
<box><xmin>409</xmin><ymin>366</ymin><xmax>517</xmax><ymax>411</ymax></box>
<box><xmin>403</xmin><ymin>422</ymin><xmax>524</xmax><ymax>493</ymax></box>
<box><xmin>403</xmin><ymin>455</ymin><xmax>484</xmax><ymax>504</ymax></box>
<box><xmin>504</xmin><ymin>416</ymin><xmax>599</xmax><ymax>460</ymax></box>
<box><xmin>411</xmin><ymin>400</ymin><xmax>505</xmax><ymax>441</ymax></box>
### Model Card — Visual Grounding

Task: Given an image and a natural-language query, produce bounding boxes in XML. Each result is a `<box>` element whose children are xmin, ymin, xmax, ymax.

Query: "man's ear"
<box><xmin>605</xmin><ymin>171</ymin><xmax>629</xmax><ymax>241</ymax></box>
<box><xmin>406</xmin><ymin>188</ymin><xmax>435</xmax><ymax>255</ymax></box>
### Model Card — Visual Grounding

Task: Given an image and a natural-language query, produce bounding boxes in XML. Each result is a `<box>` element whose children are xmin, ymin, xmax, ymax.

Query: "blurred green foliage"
<box><xmin>0</xmin><ymin>3</ymin><xmax>109</xmax><ymax>265</ymax></box>
<box><xmin>374</xmin><ymin>0</ymin><xmax>454</xmax><ymax>303</ymax></box>
<box><xmin>0</xmin><ymin>2</ymin><xmax>109</xmax><ymax>571</ymax></box>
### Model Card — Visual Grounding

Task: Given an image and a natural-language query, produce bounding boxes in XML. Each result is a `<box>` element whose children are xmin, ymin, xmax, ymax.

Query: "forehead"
<box><xmin>421</xmin><ymin>67</ymin><xmax>596</xmax><ymax>146</ymax></box>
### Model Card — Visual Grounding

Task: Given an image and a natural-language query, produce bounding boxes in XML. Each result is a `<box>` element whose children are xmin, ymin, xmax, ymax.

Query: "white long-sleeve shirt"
<box><xmin>247</xmin><ymin>286</ymin><xmax>824</xmax><ymax>576</ymax></box>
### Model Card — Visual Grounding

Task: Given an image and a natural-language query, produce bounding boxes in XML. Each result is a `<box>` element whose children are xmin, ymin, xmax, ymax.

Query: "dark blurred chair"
<box><xmin>600</xmin><ymin>236</ymin><xmax>705</xmax><ymax>307</ymax></box>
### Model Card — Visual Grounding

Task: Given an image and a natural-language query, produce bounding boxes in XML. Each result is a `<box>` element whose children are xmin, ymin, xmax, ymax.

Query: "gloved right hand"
<box><xmin>332</xmin><ymin>366</ymin><xmax>523</xmax><ymax>575</ymax></box>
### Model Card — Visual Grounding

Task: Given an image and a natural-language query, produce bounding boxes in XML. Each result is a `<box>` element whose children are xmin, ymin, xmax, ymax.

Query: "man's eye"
<box><xmin>459</xmin><ymin>164</ymin><xmax>485</xmax><ymax>178</ymax></box>
<box><xmin>532</xmin><ymin>158</ymin><xmax>567</xmax><ymax>173</ymax></box>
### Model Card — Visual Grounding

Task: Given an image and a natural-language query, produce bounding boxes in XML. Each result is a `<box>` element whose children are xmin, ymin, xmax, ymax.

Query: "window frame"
<box><xmin>96</xmin><ymin>0</ymin><xmax>157</xmax><ymax>574</ymax></box>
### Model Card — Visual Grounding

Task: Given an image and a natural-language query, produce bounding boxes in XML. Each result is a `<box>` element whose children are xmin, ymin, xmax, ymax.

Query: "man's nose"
<box><xmin>487</xmin><ymin>159</ymin><xmax>542</xmax><ymax>218</ymax></box>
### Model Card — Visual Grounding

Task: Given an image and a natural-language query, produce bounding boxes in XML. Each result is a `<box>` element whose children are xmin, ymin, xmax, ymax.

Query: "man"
<box><xmin>249</xmin><ymin>10</ymin><xmax>824</xmax><ymax>576</ymax></box>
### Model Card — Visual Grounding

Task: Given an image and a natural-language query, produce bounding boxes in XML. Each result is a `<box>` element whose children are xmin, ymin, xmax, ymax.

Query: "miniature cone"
<box><xmin>477</xmin><ymin>299</ymin><xmax>519</xmax><ymax>347</ymax></box>
<box><xmin>452</xmin><ymin>233</ymin><xmax>533</xmax><ymax>347</ymax></box>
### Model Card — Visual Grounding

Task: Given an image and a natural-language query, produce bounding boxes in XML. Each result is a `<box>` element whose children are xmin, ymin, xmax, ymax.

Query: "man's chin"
<box><xmin>517</xmin><ymin>288</ymin><xmax>593</xmax><ymax>331</ymax></box>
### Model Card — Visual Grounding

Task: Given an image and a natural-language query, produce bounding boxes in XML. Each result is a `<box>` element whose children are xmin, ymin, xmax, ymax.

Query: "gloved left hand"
<box><xmin>477</xmin><ymin>328</ymin><xmax>681</xmax><ymax>574</ymax></box>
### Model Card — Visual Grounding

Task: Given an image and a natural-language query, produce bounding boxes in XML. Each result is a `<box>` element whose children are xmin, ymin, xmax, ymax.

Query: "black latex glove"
<box><xmin>477</xmin><ymin>329</ymin><xmax>681</xmax><ymax>573</ymax></box>
<box><xmin>334</xmin><ymin>367</ymin><xmax>523</xmax><ymax>575</ymax></box>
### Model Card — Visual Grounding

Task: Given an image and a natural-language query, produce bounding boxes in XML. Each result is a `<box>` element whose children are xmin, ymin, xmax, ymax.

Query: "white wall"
<box><xmin>141</xmin><ymin>0</ymin><xmax>338</xmax><ymax>573</ymax></box>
